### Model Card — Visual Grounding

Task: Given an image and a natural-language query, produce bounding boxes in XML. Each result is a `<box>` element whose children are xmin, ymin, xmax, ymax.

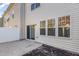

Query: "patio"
<box><xmin>0</xmin><ymin>39</ymin><xmax>79</xmax><ymax>56</ymax></box>
<box><xmin>0</xmin><ymin>40</ymin><xmax>42</xmax><ymax>56</ymax></box>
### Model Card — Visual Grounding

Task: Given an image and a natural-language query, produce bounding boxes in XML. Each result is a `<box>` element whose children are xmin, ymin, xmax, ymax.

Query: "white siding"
<box><xmin>25</xmin><ymin>3</ymin><xmax>79</xmax><ymax>53</ymax></box>
<box><xmin>3</xmin><ymin>4</ymin><xmax>21</xmax><ymax>42</ymax></box>
<box><xmin>0</xmin><ymin>27</ymin><xmax>19</xmax><ymax>43</ymax></box>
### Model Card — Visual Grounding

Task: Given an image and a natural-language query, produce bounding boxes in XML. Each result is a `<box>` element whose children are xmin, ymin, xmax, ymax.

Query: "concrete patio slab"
<box><xmin>0</xmin><ymin>40</ymin><xmax>42</xmax><ymax>56</ymax></box>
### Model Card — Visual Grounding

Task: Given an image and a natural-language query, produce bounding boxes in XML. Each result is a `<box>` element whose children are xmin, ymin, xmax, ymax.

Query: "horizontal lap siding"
<box><xmin>26</xmin><ymin>4</ymin><xmax>79</xmax><ymax>53</ymax></box>
<box><xmin>70</xmin><ymin>4</ymin><xmax>79</xmax><ymax>40</ymax></box>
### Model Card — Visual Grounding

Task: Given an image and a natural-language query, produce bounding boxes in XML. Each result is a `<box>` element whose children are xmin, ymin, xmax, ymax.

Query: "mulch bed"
<box><xmin>23</xmin><ymin>44</ymin><xmax>79</xmax><ymax>56</ymax></box>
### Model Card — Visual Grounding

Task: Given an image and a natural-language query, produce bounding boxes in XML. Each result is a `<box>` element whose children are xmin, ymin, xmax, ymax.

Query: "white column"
<box><xmin>55</xmin><ymin>17</ymin><xmax>58</xmax><ymax>37</ymax></box>
<box><xmin>20</xmin><ymin>3</ymin><xmax>26</xmax><ymax>40</ymax></box>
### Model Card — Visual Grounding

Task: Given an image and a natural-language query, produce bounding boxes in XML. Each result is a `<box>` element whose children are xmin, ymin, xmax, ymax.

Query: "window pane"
<box><xmin>40</xmin><ymin>21</ymin><xmax>46</xmax><ymax>35</ymax></box>
<box><xmin>58</xmin><ymin>28</ymin><xmax>63</xmax><ymax>37</ymax></box>
<box><xmin>40</xmin><ymin>28</ymin><xmax>46</xmax><ymax>35</ymax></box>
<box><xmin>64</xmin><ymin>27</ymin><xmax>70</xmax><ymax>37</ymax></box>
<box><xmin>12</xmin><ymin>14</ymin><xmax>14</xmax><ymax>19</ymax></box>
<box><xmin>66</xmin><ymin>16</ymin><xmax>70</xmax><ymax>26</ymax></box>
<box><xmin>58</xmin><ymin>17</ymin><xmax>61</xmax><ymax>26</ymax></box>
<box><xmin>40</xmin><ymin>21</ymin><xmax>46</xmax><ymax>28</ymax></box>
<box><xmin>48</xmin><ymin>19</ymin><xmax>55</xmax><ymax>28</ymax></box>
<box><xmin>31</xmin><ymin>4</ymin><xmax>35</xmax><ymax>10</ymax></box>
<box><xmin>61</xmin><ymin>16</ymin><xmax>66</xmax><ymax>26</ymax></box>
<box><xmin>31</xmin><ymin>3</ymin><xmax>40</xmax><ymax>11</ymax></box>
<box><xmin>7</xmin><ymin>18</ymin><xmax>9</xmax><ymax>22</ymax></box>
<box><xmin>48</xmin><ymin>28</ymin><xmax>55</xmax><ymax>36</ymax></box>
<box><xmin>58</xmin><ymin>16</ymin><xmax>66</xmax><ymax>27</ymax></box>
<box><xmin>36</xmin><ymin>3</ymin><xmax>40</xmax><ymax>8</ymax></box>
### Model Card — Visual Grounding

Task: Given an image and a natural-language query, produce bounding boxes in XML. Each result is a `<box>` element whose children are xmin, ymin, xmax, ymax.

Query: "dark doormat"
<box><xmin>22</xmin><ymin>44</ymin><xmax>79</xmax><ymax>56</ymax></box>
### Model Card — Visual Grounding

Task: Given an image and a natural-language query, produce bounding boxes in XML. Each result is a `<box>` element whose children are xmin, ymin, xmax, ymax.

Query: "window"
<box><xmin>58</xmin><ymin>16</ymin><xmax>70</xmax><ymax>37</ymax></box>
<box><xmin>7</xmin><ymin>18</ymin><xmax>9</xmax><ymax>22</ymax></box>
<box><xmin>40</xmin><ymin>21</ymin><xmax>46</xmax><ymax>35</ymax></box>
<box><xmin>31</xmin><ymin>3</ymin><xmax>40</xmax><ymax>11</ymax></box>
<box><xmin>58</xmin><ymin>28</ymin><xmax>63</xmax><ymax>37</ymax></box>
<box><xmin>47</xmin><ymin>19</ymin><xmax>55</xmax><ymax>36</ymax></box>
<box><xmin>64</xmin><ymin>27</ymin><xmax>70</xmax><ymax>37</ymax></box>
<box><xmin>12</xmin><ymin>14</ymin><xmax>14</xmax><ymax>19</ymax></box>
<box><xmin>48</xmin><ymin>28</ymin><xmax>55</xmax><ymax>36</ymax></box>
<box><xmin>40</xmin><ymin>28</ymin><xmax>46</xmax><ymax>35</ymax></box>
<box><xmin>12</xmin><ymin>10</ymin><xmax>14</xmax><ymax>19</ymax></box>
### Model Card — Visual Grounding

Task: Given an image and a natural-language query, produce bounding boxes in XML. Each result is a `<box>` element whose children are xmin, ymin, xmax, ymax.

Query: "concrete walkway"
<box><xmin>0</xmin><ymin>40</ymin><xmax>42</xmax><ymax>56</ymax></box>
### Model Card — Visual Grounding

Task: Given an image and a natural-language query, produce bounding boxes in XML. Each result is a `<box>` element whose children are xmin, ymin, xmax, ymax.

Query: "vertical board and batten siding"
<box><xmin>25</xmin><ymin>3</ymin><xmax>79</xmax><ymax>53</ymax></box>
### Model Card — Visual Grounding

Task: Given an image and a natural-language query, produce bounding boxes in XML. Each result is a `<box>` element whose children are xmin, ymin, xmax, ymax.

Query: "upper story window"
<box><xmin>31</xmin><ymin>3</ymin><xmax>40</xmax><ymax>11</ymax></box>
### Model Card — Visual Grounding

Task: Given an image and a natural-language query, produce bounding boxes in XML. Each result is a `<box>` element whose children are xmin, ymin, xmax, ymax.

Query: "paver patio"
<box><xmin>0</xmin><ymin>40</ymin><xmax>42</xmax><ymax>56</ymax></box>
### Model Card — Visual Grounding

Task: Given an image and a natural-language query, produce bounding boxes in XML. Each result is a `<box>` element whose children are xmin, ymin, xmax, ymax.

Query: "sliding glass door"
<box><xmin>27</xmin><ymin>25</ymin><xmax>35</xmax><ymax>40</ymax></box>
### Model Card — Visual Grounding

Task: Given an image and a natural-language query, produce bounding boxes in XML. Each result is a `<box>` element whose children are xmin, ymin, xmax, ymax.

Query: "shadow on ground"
<box><xmin>23</xmin><ymin>44</ymin><xmax>79</xmax><ymax>56</ymax></box>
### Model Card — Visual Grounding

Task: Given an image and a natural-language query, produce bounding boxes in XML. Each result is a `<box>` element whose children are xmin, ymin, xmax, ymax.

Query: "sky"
<box><xmin>0</xmin><ymin>3</ymin><xmax>10</xmax><ymax>18</ymax></box>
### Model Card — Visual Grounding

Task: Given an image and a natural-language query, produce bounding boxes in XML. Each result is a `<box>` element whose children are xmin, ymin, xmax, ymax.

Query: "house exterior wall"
<box><xmin>2</xmin><ymin>3</ymin><xmax>79</xmax><ymax>53</ymax></box>
<box><xmin>2</xmin><ymin>3</ymin><xmax>21</xmax><ymax>42</ymax></box>
<box><xmin>25</xmin><ymin>3</ymin><xmax>79</xmax><ymax>53</ymax></box>
<box><xmin>3</xmin><ymin>4</ymin><xmax>20</xmax><ymax>28</ymax></box>
<box><xmin>3</xmin><ymin>3</ymin><xmax>26</xmax><ymax>40</ymax></box>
